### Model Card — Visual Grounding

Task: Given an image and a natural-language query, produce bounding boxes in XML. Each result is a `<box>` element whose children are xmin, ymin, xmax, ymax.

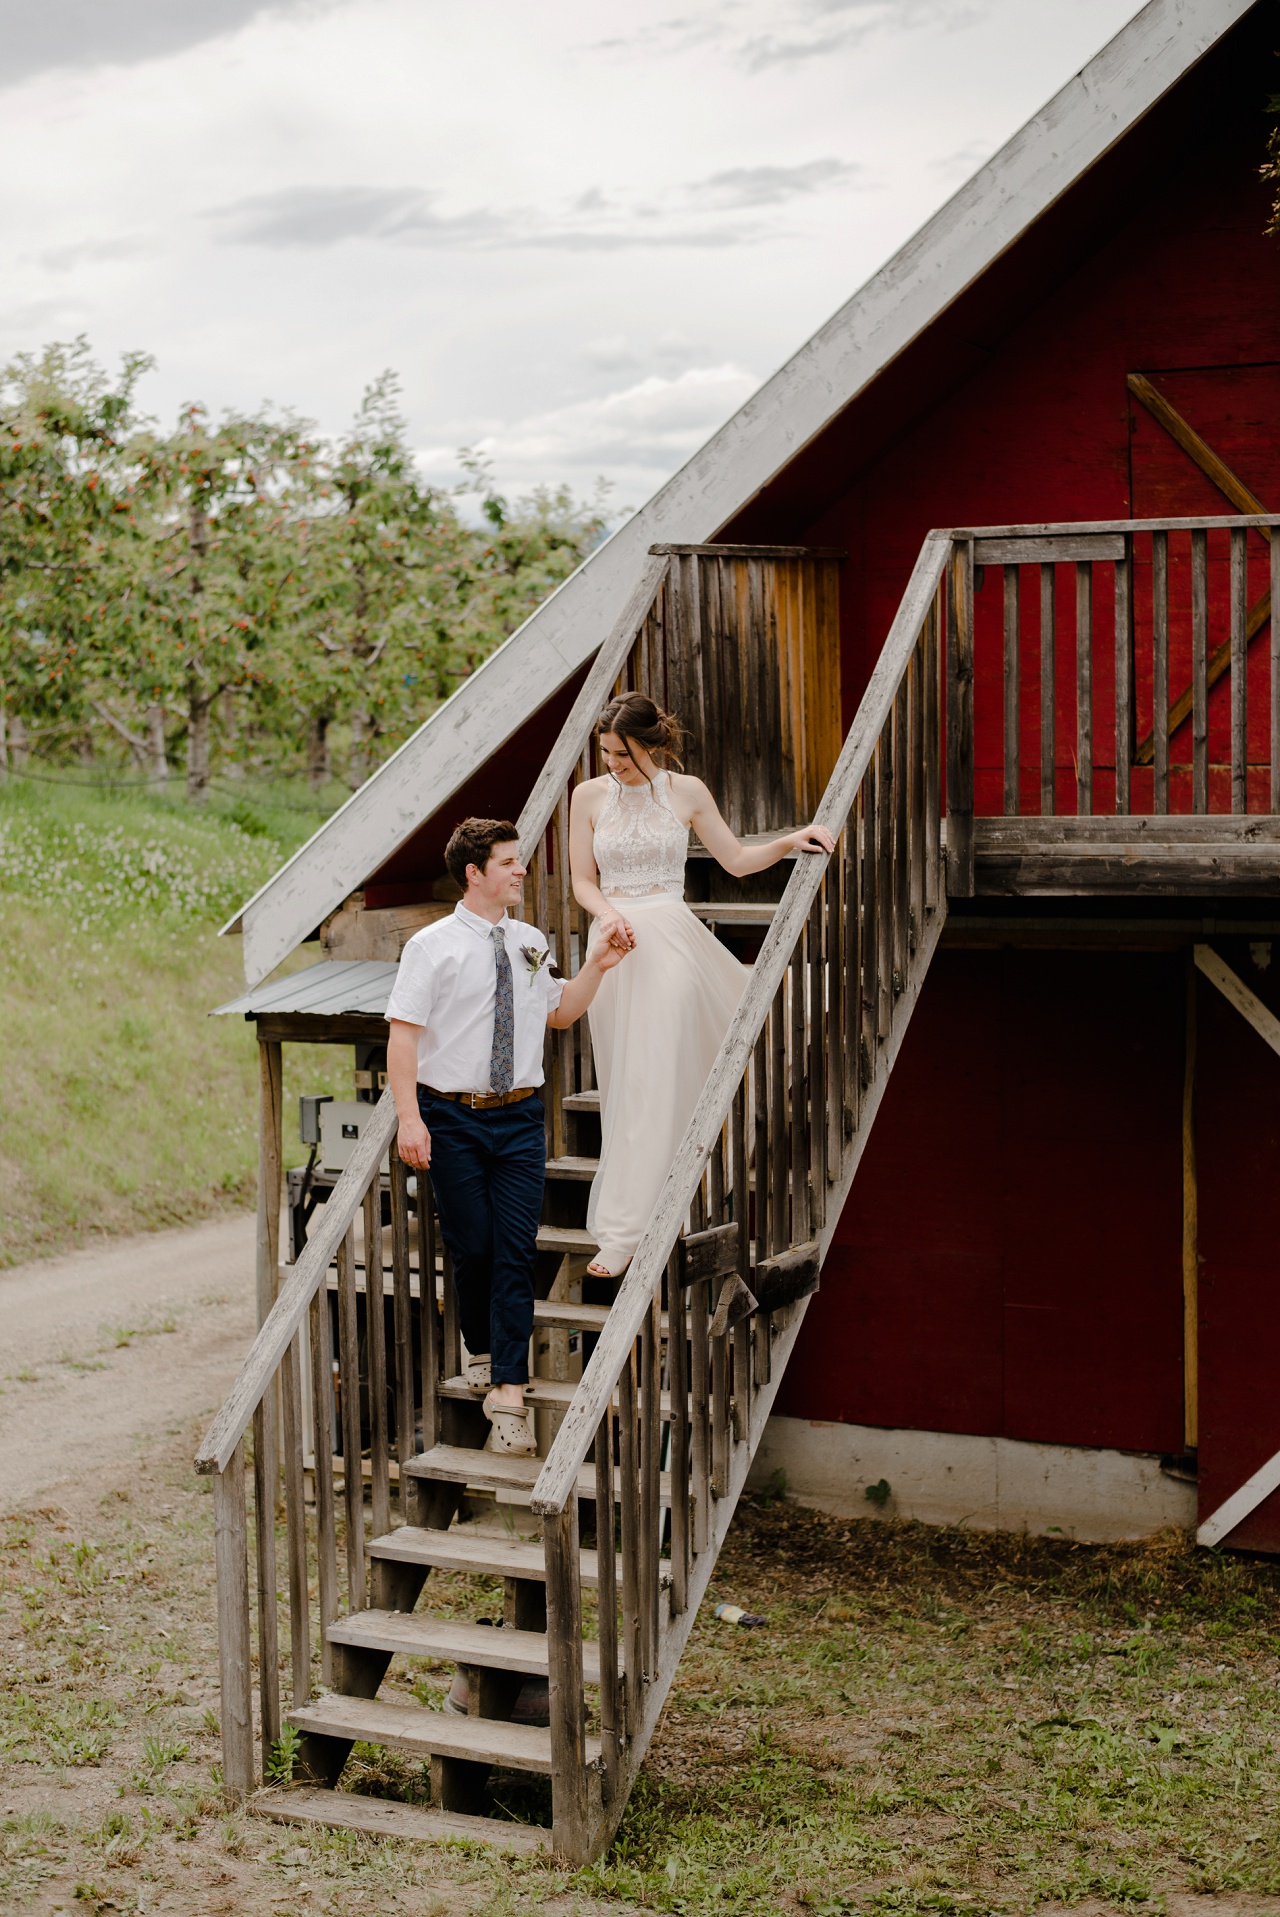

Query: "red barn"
<box><xmin>205</xmin><ymin>0</ymin><xmax>1280</xmax><ymax>1857</ymax></box>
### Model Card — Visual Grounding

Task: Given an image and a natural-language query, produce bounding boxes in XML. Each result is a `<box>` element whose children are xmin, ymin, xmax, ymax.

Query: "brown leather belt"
<box><xmin>423</xmin><ymin>1085</ymin><xmax>538</xmax><ymax>1110</ymax></box>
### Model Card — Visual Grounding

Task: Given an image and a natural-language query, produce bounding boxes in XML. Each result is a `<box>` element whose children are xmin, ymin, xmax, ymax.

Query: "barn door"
<box><xmin>652</xmin><ymin>544</ymin><xmax>843</xmax><ymax>835</ymax></box>
<box><xmin>1193</xmin><ymin>940</ymin><xmax>1280</xmax><ymax>1551</ymax></box>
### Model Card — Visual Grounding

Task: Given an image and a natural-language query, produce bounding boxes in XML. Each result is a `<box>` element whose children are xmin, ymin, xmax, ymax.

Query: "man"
<box><xmin>386</xmin><ymin>816</ymin><xmax>626</xmax><ymax>1456</ymax></box>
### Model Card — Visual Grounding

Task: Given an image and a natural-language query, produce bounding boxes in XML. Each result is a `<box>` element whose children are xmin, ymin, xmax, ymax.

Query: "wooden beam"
<box><xmin>974</xmin><ymin>533</ymin><xmax>1123</xmax><ymax>564</ymax></box>
<box><xmin>1127</xmin><ymin>375</ymin><xmax>1272</xmax><ymax>531</ymax></box>
<box><xmin>677</xmin><ymin>1224</ymin><xmax>740</xmax><ymax>1286</ymax></box>
<box><xmin>256</xmin><ymin>1039</ymin><xmax>283</xmax><ymax>1329</ymax></box>
<box><xmin>1193</xmin><ymin>944</ymin><xmax>1280</xmax><ymax>1060</ymax></box>
<box><xmin>1199</xmin><ymin>1445</ymin><xmax>1280</xmax><ymax>1548</ymax></box>
<box><xmin>647</xmin><ymin>544</ymin><xmax>847</xmax><ymax>559</ymax></box>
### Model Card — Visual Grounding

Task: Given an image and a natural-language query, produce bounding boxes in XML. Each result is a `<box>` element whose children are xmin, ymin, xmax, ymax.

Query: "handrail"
<box><xmin>528</xmin><ymin>532</ymin><xmax>952</xmax><ymax>1517</ymax></box>
<box><xmin>949</xmin><ymin>515</ymin><xmax>1280</xmax><ymax>537</ymax></box>
<box><xmin>516</xmin><ymin>554</ymin><xmax>669</xmax><ymax>865</ymax></box>
<box><xmin>195</xmin><ymin>1088</ymin><xmax>398</xmax><ymax>1475</ymax></box>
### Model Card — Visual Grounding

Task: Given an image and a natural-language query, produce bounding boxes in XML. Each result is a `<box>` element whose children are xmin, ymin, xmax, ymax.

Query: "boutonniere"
<box><xmin>521</xmin><ymin>943</ymin><xmax>549</xmax><ymax>980</ymax></box>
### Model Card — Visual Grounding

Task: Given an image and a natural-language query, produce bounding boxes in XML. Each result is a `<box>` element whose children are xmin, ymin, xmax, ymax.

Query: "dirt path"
<box><xmin>0</xmin><ymin>1214</ymin><xmax>257</xmax><ymax>1512</ymax></box>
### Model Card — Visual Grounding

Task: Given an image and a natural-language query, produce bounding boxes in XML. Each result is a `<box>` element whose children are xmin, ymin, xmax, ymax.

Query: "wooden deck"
<box><xmin>959</xmin><ymin>815</ymin><xmax>1280</xmax><ymax>896</ymax></box>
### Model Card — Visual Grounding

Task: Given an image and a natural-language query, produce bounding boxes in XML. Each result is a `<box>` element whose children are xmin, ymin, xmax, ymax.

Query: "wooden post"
<box><xmin>1191</xmin><ymin>530</ymin><xmax>1209</xmax><ymax>815</ymax></box>
<box><xmin>213</xmin><ymin>1445</ymin><xmax>255</xmax><ymax>1800</ymax></box>
<box><xmin>1152</xmin><ymin>532</ymin><xmax>1169</xmax><ymax>817</ymax></box>
<box><xmin>1113</xmin><ymin>544</ymin><xmax>1132</xmax><ymax>816</ymax></box>
<box><xmin>946</xmin><ymin>540</ymin><xmax>974</xmax><ymax>896</ymax></box>
<box><xmin>1003</xmin><ymin>564</ymin><xmax>1020</xmax><ymax>815</ymax></box>
<box><xmin>1182</xmin><ymin>958</ymin><xmax>1199</xmax><ymax>1453</ymax></box>
<box><xmin>1041</xmin><ymin>563</ymin><xmax>1057</xmax><ymax>816</ymax></box>
<box><xmin>256</xmin><ymin>1039</ymin><xmax>283</xmax><ymax>1329</ymax></box>
<box><xmin>1231</xmin><ymin>527</ymin><xmax>1248</xmax><ymax>814</ymax></box>
<box><xmin>251</xmin><ymin>1392</ymin><xmax>280</xmax><ymax>1769</ymax></box>
<box><xmin>1075</xmin><ymin>561</ymin><xmax>1093</xmax><ymax>815</ymax></box>
<box><xmin>545</xmin><ymin>1501</ymin><xmax>591</xmax><ymax>1864</ymax></box>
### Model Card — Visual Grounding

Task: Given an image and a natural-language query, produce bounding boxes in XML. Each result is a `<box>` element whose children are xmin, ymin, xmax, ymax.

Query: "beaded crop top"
<box><xmin>592</xmin><ymin>770</ymin><xmax>688</xmax><ymax>898</ymax></box>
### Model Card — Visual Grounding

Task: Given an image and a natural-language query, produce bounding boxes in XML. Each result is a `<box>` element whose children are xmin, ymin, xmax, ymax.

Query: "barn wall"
<box><xmin>775</xmin><ymin>949</ymin><xmax>1187</xmax><ymax>1458</ymax></box>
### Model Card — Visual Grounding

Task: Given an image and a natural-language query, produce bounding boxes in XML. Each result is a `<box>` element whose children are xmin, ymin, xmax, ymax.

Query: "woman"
<box><xmin>568</xmin><ymin>692</ymin><xmax>835</xmax><ymax>1278</ymax></box>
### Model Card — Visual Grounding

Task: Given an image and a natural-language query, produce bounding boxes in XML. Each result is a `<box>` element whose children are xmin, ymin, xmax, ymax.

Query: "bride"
<box><xmin>568</xmin><ymin>692</ymin><xmax>834</xmax><ymax>1279</ymax></box>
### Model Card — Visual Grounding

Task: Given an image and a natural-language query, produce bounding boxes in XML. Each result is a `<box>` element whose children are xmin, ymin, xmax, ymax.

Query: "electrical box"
<box><xmin>299</xmin><ymin>1094</ymin><xmax>333</xmax><ymax>1146</ymax></box>
<box><xmin>320</xmin><ymin>1100</ymin><xmax>390</xmax><ymax>1175</ymax></box>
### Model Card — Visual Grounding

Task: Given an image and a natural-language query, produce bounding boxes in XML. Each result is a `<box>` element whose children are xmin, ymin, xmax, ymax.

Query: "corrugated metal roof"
<box><xmin>211</xmin><ymin>958</ymin><xmax>398</xmax><ymax>1019</ymax></box>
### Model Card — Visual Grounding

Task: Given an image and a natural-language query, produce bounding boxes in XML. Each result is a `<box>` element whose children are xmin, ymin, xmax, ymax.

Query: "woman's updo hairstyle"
<box><xmin>597</xmin><ymin>692</ymin><xmax>686</xmax><ymax>770</ymax></box>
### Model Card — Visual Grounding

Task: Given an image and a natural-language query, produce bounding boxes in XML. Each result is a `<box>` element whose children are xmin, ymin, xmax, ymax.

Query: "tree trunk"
<box><xmin>9</xmin><ymin>713</ymin><xmax>29</xmax><ymax>772</ymax></box>
<box><xmin>348</xmin><ymin>706</ymin><xmax>368</xmax><ymax>791</ymax></box>
<box><xmin>187</xmin><ymin>680</ymin><xmax>214</xmax><ymax>802</ymax></box>
<box><xmin>221</xmin><ymin>686</ymin><xmax>241</xmax><ymax>778</ymax></box>
<box><xmin>0</xmin><ymin>697</ymin><xmax>8</xmax><ymax>783</ymax></box>
<box><xmin>308</xmin><ymin>711</ymin><xmax>331</xmax><ymax>792</ymax></box>
<box><xmin>146</xmin><ymin>704</ymin><xmax>169</xmax><ymax>788</ymax></box>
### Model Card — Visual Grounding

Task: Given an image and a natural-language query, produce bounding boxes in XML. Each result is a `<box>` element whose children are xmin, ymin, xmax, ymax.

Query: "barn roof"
<box><xmin>212</xmin><ymin>958</ymin><xmax>398</xmax><ymax>1020</ymax></box>
<box><xmin>226</xmin><ymin>0</ymin><xmax>1258</xmax><ymax>989</ymax></box>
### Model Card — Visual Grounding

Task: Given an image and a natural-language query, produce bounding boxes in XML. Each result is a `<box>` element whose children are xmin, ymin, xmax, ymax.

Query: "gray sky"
<box><xmin>0</xmin><ymin>0</ymin><xmax>1143</xmax><ymax>512</ymax></box>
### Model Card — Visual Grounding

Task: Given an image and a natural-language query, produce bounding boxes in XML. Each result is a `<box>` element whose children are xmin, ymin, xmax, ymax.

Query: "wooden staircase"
<box><xmin>194</xmin><ymin>533</ymin><xmax>950</xmax><ymax>1860</ymax></box>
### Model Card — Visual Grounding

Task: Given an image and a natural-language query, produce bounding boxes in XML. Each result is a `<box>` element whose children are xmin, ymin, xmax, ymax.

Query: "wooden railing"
<box><xmin>947</xmin><ymin>517</ymin><xmax>1280</xmax><ymax>869</ymax></box>
<box><xmin>528</xmin><ymin>532</ymin><xmax>952</xmax><ymax>1860</ymax></box>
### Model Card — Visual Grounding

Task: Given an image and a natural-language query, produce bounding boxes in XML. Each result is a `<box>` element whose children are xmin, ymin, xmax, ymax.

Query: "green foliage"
<box><xmin>0</xmin><ymin>339</ymin><xmax>613</xmax><ymax>802</ymax></box>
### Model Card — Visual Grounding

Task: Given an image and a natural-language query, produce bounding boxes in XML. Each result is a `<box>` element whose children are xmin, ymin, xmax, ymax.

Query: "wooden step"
<box><xmin>326</xmin><ymin>1609</ymin><xmax>603</xmax><ymax>1684</ymax></box>
<box><xmin>402</xmin><ymin>1443</ymin><xmax>673</xmax><ymax>1505</ymax></box>
<box><xmin>255</xmin><ymin>1784</ymin><xmax>547</xmax><ymax>1853</ymax></box>
<box><xmin>532</xmin><ymin>1298</ymin><xmax>670</xmax><ymax>1336</ymax></box>
<box><xmin>439</xmin><ymin>1374</ymin><xmax>673</xmax><ymax>1416</ymax></box>
<box><xmin>688</xmin><ymin>902</ymin><xmax>778</xmax><ymax>925</ymax></box>
<box><xmin>561</xmin><ymin>1090</ymin><xmax>601</xmax><ymax>1112</ymax></box>
<box><xmin>368</xmin><ymin>1523</ymin><xmax>613</xmax><ymax>1588</ymax></box>
<box><xmin>536</xmin><ymin>1225</ymin><xmax>597</xmax><ymax>1256</ymax></box>
<box><xmin>287</xmin><ymin>1692</ymin><xmax>601</xmax><ymax>1776</ymax></box>
<box><xmin>544</xmin><ymin>1155</ymin><xmax>598</xmax><ymax>1181</ymax></box>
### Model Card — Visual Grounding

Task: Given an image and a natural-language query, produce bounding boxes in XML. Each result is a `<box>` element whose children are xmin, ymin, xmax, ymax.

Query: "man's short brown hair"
<box><xmin>444</xmin><ymin>817</ymin><xmax>521</xmax><ymax>890</ymax></box>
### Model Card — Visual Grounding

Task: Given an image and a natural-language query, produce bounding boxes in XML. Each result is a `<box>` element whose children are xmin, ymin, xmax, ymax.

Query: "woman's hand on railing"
<box><xmin>787</xmin><ymin>824</ymin><xmax>836</xmax><ymax>856</ymax></box>
<box><xmin>397</xmin><ymin>1115</ymin><xmax>432</xmax><ymax>1171</ymax></box>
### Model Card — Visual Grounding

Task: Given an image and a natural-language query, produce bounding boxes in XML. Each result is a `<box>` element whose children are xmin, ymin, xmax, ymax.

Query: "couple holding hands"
<box><xmin>387</xmin><ymin>691</ymin><xmax>833</xmax><ymax>1456</ymax></box>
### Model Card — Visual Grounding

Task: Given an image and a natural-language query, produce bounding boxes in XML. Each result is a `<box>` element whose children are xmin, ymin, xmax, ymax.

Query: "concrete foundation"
<box><xmin>748</xmin><ymin>1415</ymin><xmax>1196</xmax><ymax>1542</ymax></box>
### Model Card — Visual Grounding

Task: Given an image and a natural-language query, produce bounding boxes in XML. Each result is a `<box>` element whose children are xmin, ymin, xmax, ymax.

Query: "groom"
<box><xmin>386</xmin><ymin>816</ymin><xmax>626</xmax><ymax>1454</ymax></box>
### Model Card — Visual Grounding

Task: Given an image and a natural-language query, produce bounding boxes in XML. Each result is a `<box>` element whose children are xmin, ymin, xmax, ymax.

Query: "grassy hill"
<box><xmin>0</xmin><ymin>776</ymin><xmax>349</xmax><ymax>1267</ymax></box>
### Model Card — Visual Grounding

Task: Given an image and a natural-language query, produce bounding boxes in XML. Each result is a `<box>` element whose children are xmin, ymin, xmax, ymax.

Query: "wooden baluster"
<box><xmin>389</xmin><ymin>1146</ymin><xmax>416</xmax><ymax>1503</ymax></box>
<box><xmin>1114</xmin><ymin>544</ymin><xmax>1132</xmax><ymax>816</ymax></box>
<box><xmin>281</xmin><ymin>1330</ymin><xmax>310</xmax><ymax>1706</ymax></box>
<box><xmin>825</xmin><ymin>852</ymin><xmax>843</xmax><ymax>1177</ymax></box>
<box><xmin>337</xmin><ymin>1224</ymin><xmax>366</xmax><ymax>1610</ymax></box>
<box><xmin>730</xmin><ymin>1080</ymin><xmax>753</xmax><ymax>1436</ymax></box>
<box><xmin>251</xmin><ymin>1388</ymin><xmax>280</xmax><ymax>1770</ymax></box>
<box><xmin>308</xmin><ymin>1287</ymin><xmax>338</xmax><ymax>1682</ymax></box>
<box><xmin>1076</xmin><ymin>561</ymin><xmax>1093</xmax><ymax>816</ymax></box>
<box><xmin>753</xmin><ymin>1026</ymin><xmax>770</xmax><ymax>1280</ymax></box>
<box><xmin>768</xmin><ymin>987</ymin><xmax>788</xmax><ymax>1252</ymax></box>
<box><xmin>545</xmin><ymin>1500</ymin><xmax>590</xmax><ymax>1863</ymax></box>
<box><xmin>924</xmin><ymin>595</ymin><xmax>942</xmax><ymax>901</ymax></box>
<box><xmin>861</xmin><ymin>765</ymin><xmax>879</xmax><ymax>1093</ymax></box>
<box><xmin>844</xmin><ymin>792</ymin><xmax>862</xmax><ymax>1139</ymax></box>
<box><xmin>617</xmin><ymin>1349</ymin><xmax>642</xmax><ymax>1694</ymax></box>
<box><xmin>1231</xmin><ymin>526</ymin><xmax>1248</xmax><ymax>814</ymax></box>
<box><xmin>639</xmin><ymin>1296</ymin><xmax>661</xmax><ymax>1677</ymax></box>
<box><xmin>213</xmin><ymin>1445</ymin><xmax>254</xmax><ymax>1799</ymax></box>
<box><xmin>1191</xmin><ymin>529</ymin><xmax>1209</xmax><ymax>815</ymax></box>
<box><xmin>1004</xmin><ymin>565</ymin><xmax>1020</xmax><ymax>815</ymax></box>
<box><xmin>876</xmin><ymin>733</ymin><xmax>893</xmax><ymax>1040</ymax></box>
<box><xmin>807</xmin><ymin>892</ymin><xmax>826</xmax><ymax>1231</ymax></box>
<box><xmin>892</xmin><ymin>678</ymin><xmax>910</xmax><ymax>994</ymax></box>
<box><xmin>710</xmin><ymin>1277</ymin><xmax>729</xmax><ymax>1501</ymax></box>
<box><xmin>441</xmin><ymin>1243</ymin><xmax>461</xmax><ymax>1383</ymax></box>
<box><xmin>593</xmin><ymin>1408</ymin><xmax>622</xmax><ymax>1796</ymax></box>
<box><xmin>946</xmin><ymin>540</ymin><xmax>975</xmax><ymax>896</ymax></box>
<box><xmin>1153</xmin><ymin>531</ymin><xmax>1170</xmax><ymax>816</ymax></box>
<box><xmin>362</xmin><ymin>1184</ymin><xmax>392</xmax><ymax>1543</ymax></box>
<box><xmin>909</xmin><ymin>644</ymin><xmax>926</xmax><ymax>953</ymax></box>
<box><xmin>789</xmin><ymin>936</ymin><xmax>809</xmax><ymax>1244</ymax></box>
<box><xmin>1041</xmin><ymin>563</ymin><xmax>1057</xmax><ymax>816</ymax></box>
<box><xmin>419</xmin><ymin>1185</ymin><xmax>441</xmax><ymax>1453</ymax></box>
<box><xmin>689</xmin><ymin>1273</ymin><xmax>711</xmax><ymax>1554</ymax></box>
<box><xmin>667</xmin><ymin>1256</ymin><xmax>690</xmax><ymax>1608</ymax></box>
<box><xmin>1272</xmin><ymin>525</ymin><xmax>1280</xmax><ymax>816</ymax></box>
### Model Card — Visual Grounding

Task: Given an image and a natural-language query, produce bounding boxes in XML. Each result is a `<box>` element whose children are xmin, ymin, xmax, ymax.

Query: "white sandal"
<box><xmin>465</xmin><ymin>1353</ymin><xmax>492</xmax><ymax>1391</ymax></box>
<box><xmin>482</xmin><ymin>1390</ymin><xmax>537</xmax><ymax>1456</ymax></box>
<box><xmin>587</xmin><ymin>1248</ymin><xmax>632</xmax><ymax>1279</ymax></box>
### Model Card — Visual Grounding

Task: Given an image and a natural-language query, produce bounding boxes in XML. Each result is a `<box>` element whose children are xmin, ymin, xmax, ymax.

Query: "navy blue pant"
<box><xmin>418</xmin><ymin>1089</ymin><xmax>545</xmax><ymax>1386</ymax></box>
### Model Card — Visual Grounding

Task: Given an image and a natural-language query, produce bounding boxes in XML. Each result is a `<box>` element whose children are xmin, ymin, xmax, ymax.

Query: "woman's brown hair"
<box><xmin>597</xmin><ymin>692</ymin><xmax>686</xmax><ymax>772</ymax></box>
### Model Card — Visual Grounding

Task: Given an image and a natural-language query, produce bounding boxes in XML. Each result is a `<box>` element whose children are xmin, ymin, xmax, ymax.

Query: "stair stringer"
<box><xmin>584</xmin><ymin>886</ymin><xmax>949</xmax><ymax>1860</ymax></box>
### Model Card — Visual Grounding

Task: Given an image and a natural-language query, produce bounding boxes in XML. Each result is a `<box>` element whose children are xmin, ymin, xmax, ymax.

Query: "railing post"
<box><xmin>545</xmin><ymin>1500</ymin><xmax>591</xmax><ymax>1863</ymax></box>
<box><xmin>213</xmin><ymin>1443</ymin><xmax>255</xmax><ymax>1801</ymax></box>
<box><xmin>945</xmin><ymin>539</ymin><xmax>975</xmax><ymax>897</ymax></box>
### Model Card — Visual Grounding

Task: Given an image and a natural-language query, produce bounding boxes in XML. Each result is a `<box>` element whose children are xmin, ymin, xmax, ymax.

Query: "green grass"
<box><xmin>0</xmin><ymin>775</ymin><xmax>351</xmax><ymax>1265</ymax></box>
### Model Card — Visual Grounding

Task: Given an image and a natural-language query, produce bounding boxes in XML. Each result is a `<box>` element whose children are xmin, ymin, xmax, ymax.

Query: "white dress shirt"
<box><xmin>385</xmin><ymin>902</ymin><xmax>565</xmax><ymax>1092</ymax></box>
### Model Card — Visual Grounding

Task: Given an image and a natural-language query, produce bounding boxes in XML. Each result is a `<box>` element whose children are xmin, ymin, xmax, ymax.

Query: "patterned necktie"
<box><xmin>489</xmin><ymin>923</ymin><xmax>515</xmax><ymax>1094</ymax></box>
